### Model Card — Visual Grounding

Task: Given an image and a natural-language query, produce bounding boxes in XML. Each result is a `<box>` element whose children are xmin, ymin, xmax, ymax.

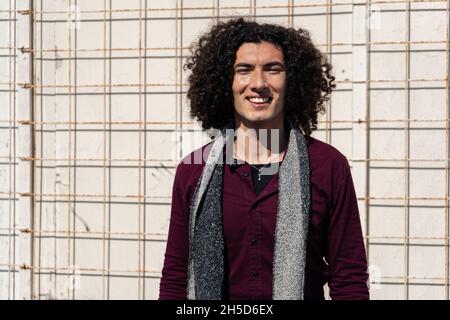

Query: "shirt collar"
<box><xmin>221</xmin><ymin>126</ymin><xmax>311</xmax><ymax>172</ymax></box>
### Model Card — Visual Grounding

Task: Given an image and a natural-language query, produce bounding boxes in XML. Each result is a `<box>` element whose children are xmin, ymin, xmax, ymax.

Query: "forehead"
<box><xmin>234</xmin><ymin>41</ymin><xmax>284</xmax><ymax>64</ymax></box>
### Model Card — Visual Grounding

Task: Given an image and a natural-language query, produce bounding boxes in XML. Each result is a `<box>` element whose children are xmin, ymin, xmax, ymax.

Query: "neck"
<box><xmin>233</xmin><ymin>118</ymin><xmax>288</xmax><ymax>164</ymax></box>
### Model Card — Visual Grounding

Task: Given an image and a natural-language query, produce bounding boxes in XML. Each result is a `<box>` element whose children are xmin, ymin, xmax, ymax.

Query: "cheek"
<box><xmin>238</xmin><ymin>76</ymin><xmax>251</xmax><ymax>85</ymax></box>
<box><xmin>274</xmin><ymin>77</ymin><xmax>287</xmax><ymax>97</ymax></box>
<box><xmin>232</xmin><ymin>76</ymin><xmax>251</xmax><ymax>92</ymax></box>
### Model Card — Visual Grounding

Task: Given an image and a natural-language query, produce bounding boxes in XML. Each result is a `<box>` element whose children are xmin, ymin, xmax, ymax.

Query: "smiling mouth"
<box><xmin>246</xmin><ymin>96</ymin><xmax>273</xmax><ymax>106</ymax></box>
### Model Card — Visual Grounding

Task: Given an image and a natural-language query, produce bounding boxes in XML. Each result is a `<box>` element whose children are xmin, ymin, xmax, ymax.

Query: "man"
<box><xmin>159</xmin><ymin>18</ymin><xmax>369</xmax><ymax>300</ymax></box>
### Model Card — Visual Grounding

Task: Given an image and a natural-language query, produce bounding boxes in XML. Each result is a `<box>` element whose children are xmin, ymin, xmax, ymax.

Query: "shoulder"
<box><xmin>305</xmin><ymin>136</ymin><xmax>355</xmax><ymax>211</ymax></box>
<box><xmin>305</xmin><ymin>136</ymin><xmax>351</xmax><ymax>187</ymax></box>
<box><xmin>173</xmin><ymin>141</ymin><xmax>214</xmax><ymax>189</ymax></box>
<box><xmin>306</xmin><ymin>136</ymin><xmax>349</xmax><ymax>169</ymax></box>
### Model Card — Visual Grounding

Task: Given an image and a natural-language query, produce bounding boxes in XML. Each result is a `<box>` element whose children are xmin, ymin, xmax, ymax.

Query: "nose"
<box><xmin>249</xmin><ymin>68</ymin><xmax>268</xmax><ymax>91</ymax></box>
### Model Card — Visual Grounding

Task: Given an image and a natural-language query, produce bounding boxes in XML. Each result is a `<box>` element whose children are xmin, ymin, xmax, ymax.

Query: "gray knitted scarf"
<box><xmin>187</xmin><ymin>122</ymin><xmax>310</xmax><ymax>300</ymax></box>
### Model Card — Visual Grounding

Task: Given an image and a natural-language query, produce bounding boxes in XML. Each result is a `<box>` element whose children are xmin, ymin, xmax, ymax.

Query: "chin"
<box><xmin>243</xmin><ymin>115</ymin><xmax>275</xmax><ymax>124</ymax></box>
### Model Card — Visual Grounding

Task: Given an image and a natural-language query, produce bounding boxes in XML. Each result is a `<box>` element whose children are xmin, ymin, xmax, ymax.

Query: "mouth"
<box><xmin>246</xmin><ymin>96</ymin><xmax>273</xmax><ymax>108</ymax></box>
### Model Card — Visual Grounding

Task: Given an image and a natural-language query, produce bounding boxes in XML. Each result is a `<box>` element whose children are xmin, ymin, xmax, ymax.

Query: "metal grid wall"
<box><xmin>0</xmin><ymin>0</ymin><xmax>34</xmax><ymax>300</ymax></box>
<box><xmin>0</xmin><ymin>0</ymin><xmax>449</xmax><ymax>300</ymax></box>
<box><xmin>0</xmin><ymin>0</ymin><xmax>17</xmax><ymax>300</ymax></box>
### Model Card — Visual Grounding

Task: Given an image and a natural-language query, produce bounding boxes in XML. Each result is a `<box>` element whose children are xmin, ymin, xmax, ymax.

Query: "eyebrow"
<box><xmin>234</xmin><ymin>61</ymin><xmax>285</xmax><ymax>69</ymax></box>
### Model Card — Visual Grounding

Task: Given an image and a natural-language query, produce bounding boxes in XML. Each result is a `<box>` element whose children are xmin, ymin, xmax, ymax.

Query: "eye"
<box><xmin>267</xmin><ymin>68</ymin><xmax>284</xmax><ymax>74</ymax></box>
<box><xmin>236</xmin><ymin>69</ymin><xmax>251</xmax><ymax>74</ymax></box>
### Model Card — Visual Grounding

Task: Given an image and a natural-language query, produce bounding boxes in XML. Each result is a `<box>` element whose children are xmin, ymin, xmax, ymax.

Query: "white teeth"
<box><xmin>248</xmin><ymin>97</ymin><xmax>270</xmax><ymax>103</ymax></box>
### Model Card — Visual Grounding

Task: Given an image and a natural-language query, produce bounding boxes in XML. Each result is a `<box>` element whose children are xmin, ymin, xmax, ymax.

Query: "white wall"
<box><xmin>0</xmin><ymin>0</ymin><xmax>449</xmax><ymax>300</ymax></box>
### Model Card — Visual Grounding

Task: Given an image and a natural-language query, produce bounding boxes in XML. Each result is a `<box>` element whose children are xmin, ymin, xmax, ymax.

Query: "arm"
<box><xmin>159</xmin><ymin>164</ymin><xmax>190</xmax><ymax>300</ymax></box>
<box><xmin>327</xmin><ymin>157</ymin><xmax>369</xmax><ymax>300</ymax></box>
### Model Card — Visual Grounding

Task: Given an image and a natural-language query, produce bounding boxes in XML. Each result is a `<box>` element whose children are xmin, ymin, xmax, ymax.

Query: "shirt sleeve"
<box><xmin>327</xmin><ymin>157</ymin><xmax>370</xmax><ymax>300</ymax></box>
<box><xmin>159</xmin><ymin>163</ymin><xmax>190</xmax><ymax>300</ymax></box>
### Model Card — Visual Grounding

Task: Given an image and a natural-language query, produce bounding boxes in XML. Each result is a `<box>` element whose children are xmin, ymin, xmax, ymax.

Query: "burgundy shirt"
<box><xmin>159</xmin><ymin>136</ymin><xmax>369</xmax><ymax>300</ymax></box>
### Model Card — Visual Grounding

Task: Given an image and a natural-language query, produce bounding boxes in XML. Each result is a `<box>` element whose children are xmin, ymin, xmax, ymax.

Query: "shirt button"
<box><xmin>252</xmin><ymin>271</ymin><xmax>259</xmax><ymax>277</ymax></box>
<box><xmin>243</xmin><ymin>172</ymin><xmax>249</xmax><ymax>177</ymax></box>
<box><xmin>251</xmin><ymin>239</ymin><xmax>258</xmax><ymax>246</ymax></box>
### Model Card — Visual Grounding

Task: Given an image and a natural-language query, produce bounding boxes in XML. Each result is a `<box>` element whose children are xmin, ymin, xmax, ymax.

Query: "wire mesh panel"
<box><xmin>0</xmin><ymin>0</ymin><xmax>18</xmax><ymax>300</ymax></box>
<box><xmin>0</xmin><ymin>0</ymin><xmax>449</xmax><ymax>300</ymax></box>
<box><xmin>0</xmin><ymin>0</ymin><xmax>35</xmax><ymax>300</ymax></box>
<box><xmin>362</xmin><ymin>1</ymin><xmax>450</xmax><ymax>299</ymax></box>
<box><xmin>31</xmin><ymin>0</ymin><xmax>176</xmax><ymax>300</ymax></box>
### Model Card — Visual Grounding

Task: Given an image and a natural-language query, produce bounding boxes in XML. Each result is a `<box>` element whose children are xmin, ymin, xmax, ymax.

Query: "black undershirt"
<box><xmin>249</xmin><ymin>162</ymin><xmax>281</xmax><ymax>195</ymax></box>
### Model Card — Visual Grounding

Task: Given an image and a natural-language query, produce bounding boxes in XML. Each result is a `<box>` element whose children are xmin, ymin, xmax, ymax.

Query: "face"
<box><xmin>232</xmin><ymin>41</ymin><xmax>287</xmax><ymax>129</ymax></box>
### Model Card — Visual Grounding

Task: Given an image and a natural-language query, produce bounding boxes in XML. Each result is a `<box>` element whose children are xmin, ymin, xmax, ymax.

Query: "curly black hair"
<box><xmin>184</xmin><ymin>18</ymin><xmax>335</xmax><ymax>137</ymax></box>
